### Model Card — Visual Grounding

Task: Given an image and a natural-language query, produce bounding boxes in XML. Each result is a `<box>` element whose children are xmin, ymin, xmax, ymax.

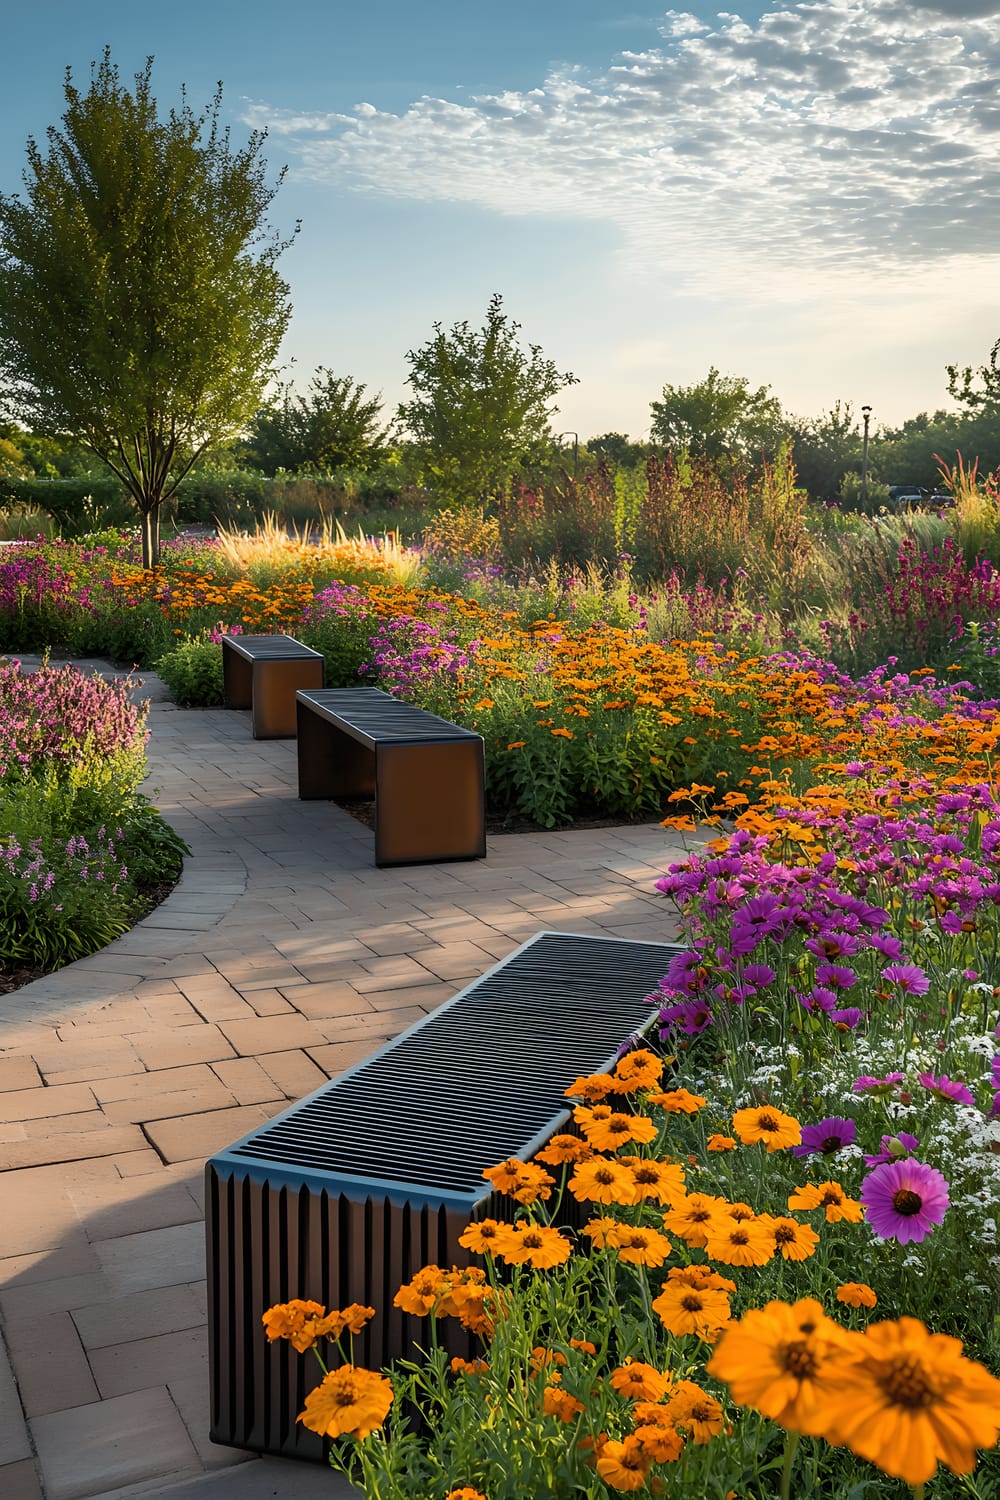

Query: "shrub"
<box><xmin>154</xmin><ymin>635</ymin><xmax>226</xmax><ymax>707</ymax></box>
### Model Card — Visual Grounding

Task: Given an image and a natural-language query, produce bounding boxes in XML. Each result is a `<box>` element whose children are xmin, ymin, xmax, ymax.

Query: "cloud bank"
<box><xmin>243</xmin><ymin>0</ymin><xmax>1000</xmax><ymax>295</ymax></box>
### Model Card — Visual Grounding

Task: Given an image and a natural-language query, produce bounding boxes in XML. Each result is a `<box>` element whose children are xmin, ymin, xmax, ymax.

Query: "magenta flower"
<box><xmin>830</xmin><ymin>1007</ymin><xmax>863</xmax><ymax>1029</ymax></box>
<box><xmin>917</xmin><ymin>1072</ymin><xmax>975</xmax><ymax>1106</ymax></box>
<box><xmin>852</xmin><ymin>1072</ymin><xmax>904</xmax><ymax>1096</ymax></box>
<box><xmin>861</xmin><ymin>1158</ymin><xmax>949</xmax><ymax>1244</ymax></box>
<box><xmin>880</xmin><ymin>964</ymin><xmax>930</xmax><ymax>995</ymax></box>
<box><xmin>864</xmin><ymin>1131</ymin><xmax>920</xmax><ymax>1168</ymax></box>
<box><xmin>792</xmin><ymin>1117</ymin><xmax>856</xmax><ymax>1158</ymax></box>
<box><xmin>814</xmin><ymin>963</ymin><xmax>856</xmax><ymax>991</ymax></box>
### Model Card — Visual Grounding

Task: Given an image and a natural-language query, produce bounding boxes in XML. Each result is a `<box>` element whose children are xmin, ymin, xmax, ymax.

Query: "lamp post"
<box><xmin>557</xmin><ymin>431</ymin><xmax>579</xmax><ymax>479</ymax></box>
<box><xmin>861</xmin><ymin>405</ymin><xmax>872</xmax><ymax>510</ymax></box>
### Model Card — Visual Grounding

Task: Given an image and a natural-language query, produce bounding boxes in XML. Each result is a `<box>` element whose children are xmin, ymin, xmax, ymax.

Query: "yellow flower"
<box><xmin>816</xmin><ymin>1316</ymin><xmax>1000</xmax><ymax>1485</ymax></box>
<box><xmin>836</xmin><ymin>1282</ymin><xmax>878</xmax><ymax>1309</ymax></box>
<box><xmin>297</xmin><ymin>1364</ymin><xmax>393</xmax><ymax>1440</ymax></box>
<box><xmin>732</xmin><ymin>1105</ymin><xmax>802</xmax><ymax>1151</ymax></box>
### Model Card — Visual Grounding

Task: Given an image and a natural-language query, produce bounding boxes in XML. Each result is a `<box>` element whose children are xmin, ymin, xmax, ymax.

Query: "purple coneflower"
<box><xmin>917</xmin><ymin>1072</ymin><xmax>975</xmax><ymax>1106</ymax></box>
<box><xmin>852</xmin><ymin>1072</ymin><xmax>904</xmax><ymax>1095</ymax></box>
<box><xmin>814</xmin><ymin>963</ymin><xmax>857</xmax><ymax>991</ymax></box>
<box><xmin>792</xmin><ymin>1117</ymin><xmax>856</xmax><ymax>1158</ymax></box>
<box><xmin>861</xmin><ymin>1158</ymin><xmax>949</xmax><ymax>1244</ymax></box>
<box><xmin>830</xmin><ymin>1007</ymin><xmax>863</xmax><ymax>1030</ymax></box>
<box><xmin>880</xmin><ymin>964</ymin><xmax>930</xmax><ymax>995</ymax></box>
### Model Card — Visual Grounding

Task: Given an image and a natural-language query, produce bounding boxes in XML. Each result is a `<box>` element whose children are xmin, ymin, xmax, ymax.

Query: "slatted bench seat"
<box><xmin>205</xmin><ymin>928</ymin><xmax>683</xmax><ymax>1462</ymax></box>
<box><xmin>221</xmin><ymin>634</ymin><xmax>324</xmax><ymax>739</ymax></box>
<box><xmin>296</xmin><ymin>686</ymin><xmax>486</xmax><ymax>866</ymax></box>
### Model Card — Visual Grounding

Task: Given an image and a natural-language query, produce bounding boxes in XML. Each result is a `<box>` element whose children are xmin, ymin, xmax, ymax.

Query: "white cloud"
<box><xmin>242</xmin><ymin>0</ymin><xmax>1000</xmax><ymax>298</ymax></box>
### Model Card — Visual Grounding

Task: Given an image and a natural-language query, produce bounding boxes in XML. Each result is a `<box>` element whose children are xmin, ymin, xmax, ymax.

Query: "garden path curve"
<box><xmin>0</xmin><ymin>657</ymin><xmax>685</xmax><ymax>1500</ymax></box>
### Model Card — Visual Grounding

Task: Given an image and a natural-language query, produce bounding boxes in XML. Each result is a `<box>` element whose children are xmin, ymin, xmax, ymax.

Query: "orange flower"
<box><xmin>647</xmin><ymin>1087</ymin><xmax>707</xmax><ymax>1113</ymax></box>
<box><xmin>261</xmin><ymin>1299</ymin><xmax>359</xmax><ymax>1352</ymax></box>
<box><xmin>662</xmin><ymin>1192</ymin><xmax>728</xmax><ymax>1247</ymax></box>
<box><xmin>610</xmin><ymin>1360</ymin><xmax>672</xmax><ymax>1401</ymax></box>
<box><xmin>393</xmin><ymin>1266</ymin><xmax>448</xmax><ymax>1316</ymax></box>
<box><xmin>297</xmin><ymin>1364</ymin><xmax>394</xmax><ymax>1440</ymax></box>
<box><xmin>665</xmin><ymin>1380</ymin><xmax>726</xmax><ymax>1443</ymax></box>
<box><xmin>652</xmin><ymin>1280</ymin><xmax>732</xmax><ymax>1340</ymax></box>
<box><xmin>619</xmin><ymin>1155</ymin><xmax>686</xmax><ymax>1205</ymax></box>
<box><xmin>664</xmin><ymin>1263</ymin><xmax>736</xmax><ymax>1293</ymax></box>
<box><xmin>764</xmin><ymin>1216</ymin><xmax>820</xmax><ymax>1261</ymax></box>
<box><xmin>706</xmin><ymin>1297</ymin><xmax>850</xmax><ymax>1435</ymax></box>
<box><xmin>568</xmin><ymin>1157</ymin><xmax>641</xmax><ymax>1206</ymax></box>
<box><xmin>575</xmin><ymin>1104</ymin><xmax>658</xmax><ymax>1152</ymax></box>
<box><xmin>732</xmin><ymin>1105</ymin><xmax>802</xmax><ymax>1151</ymax></box>
<box><xmin>450</xmin><ymin>1356</ymin><xmax>489</xmax><ymax>1375</ymax></box>
<box><xmin>582</xmin><ymin>1215</ymin><xmax>624</xmax><ymax>1248</ymax></box>
<box><xmin>492</xmin><ymin>1222</ymin><xmax>571</xmax><ymax>1269</ymax></box>
<box><xmin>444</xmin><ymin>1489</ymin><xmax>488</xmax><ymax>1500</ymax></box>
<box><xmin>481</xmin><ymin>1158</ymin><xmax>553</xmax><ymax>1203</ymax></box>
<box><xmin>633</xmin><ymin>1421</ymin><xmax>684</xmax><ymax>1462</ymax></box>
<box><xmin>595</xmin><ymin>1434</ymin><xmax>651</xmax><ymax>1490</ymax></box>
<box><xmin>571</xmin><ymin>1337</ymin><xmax>598</xmax><ymax>1354</ymax></box>
<box><xmin>816</xmin><ymin>1316</ymin><xmax>1000</xmax><ymax>1485</ymax></box>
<box><xmin>703</xmin><ymin>1217</ymin><xmax>775</xmax><ymax>1267</ymax></box>
<box><xmin>707</xmin><ymin>1134</ymin><xmax>737</xmax><ymax>1152</ymax></box>
<box><xmin>836</xmin><ymin>1282</ymin><xmax>877</xmax><ymax>1309</ymax></box>
<box><xmin>458</xmin><ymin>1219</ymin><xmax>512</xmax><ymax>1256</ymax></box>
<box><xmin>610</xmin><ymin>1049</ymin><xmax>664</xmax><ymax>1093</ymax></box>
<box><xmin>608</xmin><ymin>1224</ymin><xmax>673</xmax><ymax>1267</ymax></box>
<box><xmin>565</xmin><ymin>1073</ymin><xmax>615</xmax><ymax>1102</ymax></box>
<box><xmin>787</xmin><ymin>1181</ymin><xmax>865</xmax><ymax>1224</ymax></box>
<box><xmin>543</xmin><ymin>1385</ymin><xmax>585</xmax><ymax>1421</ymax></box>
<box><xmin>534</xmin><ymin>1133</ymin><xmax>593</xmax><ymax>1165</ymax></box>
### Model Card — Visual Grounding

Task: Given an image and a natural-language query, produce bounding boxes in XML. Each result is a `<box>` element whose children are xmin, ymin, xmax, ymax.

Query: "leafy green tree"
<box><xmin>397</xmin><ymin>293</ymin><xmax>578</xmax><ymax>506</ymax></box>
<box><xmin>586</xmin><ymin>432</ymin><xmax>650</xmax><ymax>468</ymax></box>
<box><xmin>244</xmin><ymin>367</ymin><xmax>387</xmax><ymax>476</ymax></box>
<box><xmin>788</xmin><ymin>401</ymin><xmax>864</xmax><ymax>501</ymax></box>
<box><xmin>0</xmin><ymin>50</ymin><xmax>295</xmax><ymax>565</ymax></box>
<box><xmin>649</xmin><ymin>366</ymin><xmax>787</xmax><ymax>464</ymax></box>
<box><xmin>947</xmin><ymin>338</ymin><xmax>1000</xmax><ymax>412</ymax></box>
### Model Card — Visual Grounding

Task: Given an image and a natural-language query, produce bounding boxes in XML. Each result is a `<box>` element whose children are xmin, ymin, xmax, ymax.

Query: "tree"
<box><xmin>0</xmin><ymin>50</ymin><xmax>295</xmax><ymax>565</ymax></box>
<box><xmin>244</xmin><ymin>367</ymin><xmax>387</xmax><ymax>476</ymax></box>
<box><xmin>788</xmin><ymin>401</ymin><xmax>864</xmax><ymax>501</ymax></box>
<box><xmin>397</xmin><ymin>293</ymin><xmax>578</xmax><ymax>506</ymax></box>
<box><xmin>649</xmin><ymin>366</ymin><xmax>787</xmax><ymax>464</ymax></box>
<box><xmin>947</xmin><ymin>338</ymin><xmax>1000</xmax><ymax>413</ymax></box>
<box><xmin>586</xmin><ymin>432</ymin><xmax>650</xmax><ymax>468</ymax></box>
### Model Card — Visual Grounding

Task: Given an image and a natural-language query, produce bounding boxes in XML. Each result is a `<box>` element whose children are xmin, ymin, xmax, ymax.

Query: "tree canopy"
<box><xmin>397</xmin><ymin>293</ymin><xmax>578</xmax><ymax>507</ymax></box>
<box><xmin>649</xmin><ymin>367</ymin><xmax>787</xmax><ymax>464</ymax></box>
<box><xmin>0</xmin><ymin>50</ymin><xmax>295</xmax><ymax>564</ymax></box>
<box><xmin>244</xmin><ymin>367</ymin><xmax>387</xmax><ymax>476</ymax></box>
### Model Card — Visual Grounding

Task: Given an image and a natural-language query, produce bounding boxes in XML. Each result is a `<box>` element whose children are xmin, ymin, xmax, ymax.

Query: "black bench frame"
<box><xmin>296</xmin><ymin>686</ymin><xmax>486</xmax><ymax>866</ymax></box>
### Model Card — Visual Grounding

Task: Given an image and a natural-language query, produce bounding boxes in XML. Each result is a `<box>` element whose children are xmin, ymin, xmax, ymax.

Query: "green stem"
<box><xmin>911</xmin><ymin>1486</ymin><xmax>925</xmax><ymax>1500</ymax></box>
<box><xmin>779</xmin><ymin>1430</ymin><xmax>800</xmax><ymax>1500</ymax></box>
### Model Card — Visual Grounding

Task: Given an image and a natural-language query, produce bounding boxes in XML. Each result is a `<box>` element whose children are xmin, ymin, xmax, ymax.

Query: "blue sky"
<box><xmin>4</xmin><ymin>0</ymin><xmax>999</xmax><ymax>439</ymax></box>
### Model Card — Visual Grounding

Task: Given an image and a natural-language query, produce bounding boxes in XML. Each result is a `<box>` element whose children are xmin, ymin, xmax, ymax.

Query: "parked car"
<box><xmin>887</xmin><ymin>484</ymin><xmax>928</xmax><ymax>510</ymax></box>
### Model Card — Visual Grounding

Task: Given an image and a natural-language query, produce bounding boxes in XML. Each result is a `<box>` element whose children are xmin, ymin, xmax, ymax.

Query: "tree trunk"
<box><xmin>140</xmin><ymin>501</ymin><xmax>161</xmax><ymax>569</ymax></box>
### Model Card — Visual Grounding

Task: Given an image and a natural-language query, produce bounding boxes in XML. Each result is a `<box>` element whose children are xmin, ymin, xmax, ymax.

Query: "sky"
<box><xmin>4</xmin><ymin>0</ymin><xmax>1000</xmax><ymax>440</ymax></box>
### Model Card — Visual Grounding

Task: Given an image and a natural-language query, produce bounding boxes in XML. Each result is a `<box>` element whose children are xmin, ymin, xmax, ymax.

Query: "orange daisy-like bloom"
<box><xmin>582</xmin><ymin>1215</ymin><xmax>623</xmax><ymax>1248</ymax></box>
<box><xmin>633</xmin><ymin>1422</ymin><xmax>684</xmax><ymax>1462</ymax></box>
<box><xmin>565</xmin><ymin>1073</ymin><xmax>615</xmax><ymax>1102</ymax></box>
<box><xmin>662</xmin><ymin>1192</ymin><xmax>728</xmax><ymax>1247</ymax></box>
<box><xmin>665</xmin><ymin>1380</ymin><xmax>726</xmax><ymax>1443</ymax></box>
<box><xmin>444</xmin><ymin>1489</ymin><xmax>488</xmax><ymax>1500</ymax></box>
<box><xmin>609</xmin><ymin>1224</ymin><xmax>673</xmax><ymax>1267</ymax></box>
<box><xmin>764</xmin><ymin>1215</ymin><xmax>820</xmax><ymax>1261</ymax></box>
<box><xmin>570</xmin><ymin>1337</ymin><xmax>598</xmax><ymax>1354</ymax></box>
<box><xmin>534</xmin><ymin>1133</ymin><xmax>594</xmax><ymax>1165</ymax></box>
<box><xmin>816</xmin><ymin>1316</ymin><xmax>1000</xmax><ymax>1486</ymax></box>
<box><xmin>481</xmin><ymin>1158</ymin><xmax>554</xmax><ymax>1204</ymax></box>
<box><xmin>619</xmin><ymin>1155</ymin><xmax>686</xmax><ymax>1205</ymax></box>
<box><xmin>393</xmin><ymin>1265</ymin><xmax>448</xmax><ymax>1317</ymax></box>
<box><xmin>647</xmin><ymin>1088</ymin><xmax>708</xmax><ymax>1114</ymax></box>
<box><xmin>610</xmin><ymin>1048</ymin><xmax>664</xmax><ymax>1093</ymax></box>
<box><xmin>836</xmin><ymin>1282</ymin><xmax>878</xmax><ymax>1309</ymax></box>
<box><xmin>261</xmin><ymin>1300</ymin><xmax>363</xmax><ymax>1353</ymax></box>
<box><xmin>723</xmin><ymin>1200</ymin><xmax>756</xmax><ymax>1222</ymax></box>
<box><xmin>704</xmin><ymin>1216</ymin><xmax>776</xmax><ymax>1267</ymax></box>
<box><xmin>609</xmin><ymin>1360</ymin><xmax>672</xmax><ymax>1402</ymax></box>
<box><xmin>664</xmin><ymin>1263</ymin><xmax>736</xmax><ymax>1293</ymax></box>
<box><xmin>788</xmin><ymin>1181</ymin><xmax>865</xmax><ymax>1224</ymax></box>
<box><xmin>652</xmin><ymin>1280</ymin><xmax>732</xmax><ymax>1340</ymax></box>
<box><xmin>450</xmin><ymin>1356</ymin><xmax>489</xmax><ymax>1375</ymax></box>
<box><xmin>706</xmin><ymin>1297</ymin><xmax>851</xmax><ymax>1435</ymax></box>
<box><xmin>708</xmin><ymin>1134</ymin><xmax>737</xmax><ymax>1152</ymax></box>
<box><xmin>595</xmin><ymin>1434</ymin><xmax>651</xmax><ymax>1491</ymax></box>
<box><xmin>481</xmin><ymin>1158</ymin><xmax>530</xmax><ymax>1194</ymax></box>
<box><xmin>568</xmin><ymin>1157</ymin><xmax>641</xmax><ymax>1206</ymax></box>
<box><xmin>543</xmin><ymin>1385</ymin><xmax>585</xmax><ymax>1421</ymax></box>
<box><xmin>458</xmin><ymin>1219</ymin><xmax>512</xmax><ymax>1256</ymax></box>
<box><xmin>574</xmin><ymin>1104</ymin><xmax>658</xmax><ymax>1152</ymax></box>
<box><xmin>297</xmin><ymin>1364</ymin><xmax>394</xmax><ymax>1440</ymax></box>
<box><xmin>492</xmin><ymin>1222</ymin><xmax>571</xmax><ymax>1270</ymax></box>
<box><xmin>732</xmin><ymin>1105</ymin><xmax>802</xmax><ymax>1152</ymax></box>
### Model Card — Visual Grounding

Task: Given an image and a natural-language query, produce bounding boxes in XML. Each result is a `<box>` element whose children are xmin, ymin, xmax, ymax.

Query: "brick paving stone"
<box><xmin>22</xmin><ymin>1110</ymin><xmax>122</xmax><ymax>1138</ymax></box>
<box><xmin>95</xmin><ymin>1222</ymin><xmax>205</xmax><ymax>1297</ymax></box>
<box><xmin>28</xmin><ymin>1037</ymin><xmax>142</xmax><ymax>1083</ymax></box>
<box><xmin>5</xmin><ymin>1309</ymin><xmax>100</xmax><ymax>1417</ymax></box>
<box><xmin>0</xmin><ymin>1058</ymin><xmax>42</xmax><ymax>1091</ymax></box>
<box><xmin>2</xmin><ymin>1267</ymin><xmax>112</xmax><ymax>1320</ymax></box>
<box><xmin>209</xmin><ymin>1057</ymin><xmax>284</xmax><ymax>1105</ymax></box>
<box><xmin>240</xmin><ymin>987</ymin><xmax>298</xmax><ymax>1016</ymax></box>
<box><xmin>70</xmin><ymin>1284</ymin><xmax>204</xmax><ymax>1352</ymax></box>
<box><xmin>306</xmin><ymin>1039</ymin><xmax>391</xmax><ymax>1076</ymax></box>
<box><xmin>91</xmin><ymin>1065</ymin><xmax>214</xmax><ymax>1103</ymax></box>
<box><xmin>256</xmin><ymin>1049</ymin><xmax>329</xmax><ymax>1097</ymax></box>
<box><xmin>31</xmin><ymin>1386</ymin><xmax>201</xmax><ymax>1500</ymax></box>
<box><xmin>166</xmin><ymin>1369</ymin><xmax>253</xmax><ymax>1472</ymax></box>
<box><xmin>143</xmin><ymin>1102</ymin><xmax>281</xmax><ymax>1164</ymax></box>
<box><xmin>101</xmin><ymin>1081</ymin><xmax>238</xmax><ymax>1126</ymax></box>
<box><xmin>129</xmin><ymin>1027</ymin><xmax>237</xmax><ymax>1070</ymax></box>
<box><xmin>0</xmin><ymin>1240</ymin><xmax>100</xmax><ymax>1288</ymax></box>
<box><xmin>68</xmin><ymin>1179</ymin><xmax>201</xmax><ymax>1241</ymax></box>
<box><xmin>89</xmin><ymin>1326</ymin><xmax>207</xmax><ymax>1399</ymax></box>
<box><xmin>215</xmin><ymin>1014</ymin><xmax>328</xmax><ymax>1056</ymax></box>
<box><xmin>0</xmin><ymin>1124</ymin><xmax>146</xmax><ymax>1172</ymax></box>
<box><xmin>274</xmin><ymin>981</ymin><xmax>373</xmax><ymax>1019</ymax></box>
<box><xmin>0</xmin><ymin>1340</ymin><xmax>31</xmax><ymax>1464</ymax></box>
<box><xmin>0</xmin><ymin>1459</ymin><xmax>44</xmax><ymax>1499</ymax></box>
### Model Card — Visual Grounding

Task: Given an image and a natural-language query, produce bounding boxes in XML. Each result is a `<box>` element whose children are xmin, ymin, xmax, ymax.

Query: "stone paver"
<box><xmin>0</xmin><ymin>656</ymin><xmax>687</xmax><ymax>1497</ymax></box>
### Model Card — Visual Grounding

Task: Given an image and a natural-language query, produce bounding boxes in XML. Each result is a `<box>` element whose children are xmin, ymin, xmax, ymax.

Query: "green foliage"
<box><xmin>838</xmin><ymin>470</ymin><xmax>890</xmax><ymax>513</ymax></box>
<box><xmin>948</xmin><ymin>619</ymin><xmax>1000</xmax><ymax>700</ymax></box>
<box><xmin>244</xmin><ymin>367</ymin><xmax>388</xmax><ymax>476</ymax></box>
<box><xmin>397</xmin><ymin>293</ymin><xmax>578</xmax><ymax>507</ymax></box>
<box><xmin>650</xmin><ymin>366</ymin><xmax>787</xmax><ymax>464</ymax></box>
<box><xmin>0</xmin><ymin>475</ymin><xmax>133</xmax><ymax>534</ymax></box>
<box><xmin>586</xmin><ymin>431</ymin><xmax>651</xmax><ymax>467</ymax></box>
<box><xmin>0</xmin><ymin>49</ymin><xmax>295</xmax><ymax>567</ymax></box>
<box><xmin>947</xmin><ymin>335</ymin><xmax>1000</xmax><ymax>412</ymax></box>
<box><xmin>788</xmin><ymin>401</ymin><xmax>864</xmax><ymax>501</ymax></box>
<box><xmin>154</xmin><ymin>636</ymin><xmax>225</xmax><ymax>707</ymax></box>
<box><xmin>118</xmin><ymin>794</ymin><xmax>189</xmax><ymax>886</ymax></box>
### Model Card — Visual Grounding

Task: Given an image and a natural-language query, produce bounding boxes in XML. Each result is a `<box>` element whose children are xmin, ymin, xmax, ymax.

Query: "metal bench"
<box><xmin>205</xmin><ymin>929</ymin><xmax>682</xmax><ymax>1463</ymax></box>
<box><xmin>221</xmin><ymin>634</ymin><xmax>324</xmax><ymax>739</ymax></box>
<box><xmin>296</xmin><ymin>686</ymin><xmax>486</xmax><ymax>867</ymax></box>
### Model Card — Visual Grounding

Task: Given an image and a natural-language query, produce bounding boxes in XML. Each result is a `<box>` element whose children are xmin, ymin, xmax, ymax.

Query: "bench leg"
<box><xmin>375</xmin><ymin>741</ymin><xmax>486</xmax><ymax>865</ymax></box>
<box><xmin>222</xmin><ymin>642</ymin><xmax>252</xmax><ymax>708</ymax></box>
<box><xmin>251</xmin><ymin>659</ymin><xmax>325</xmax><ymax>739</ymax></box>
<box><xmin>297</xmin><ymin>703</ymin><xmax>376</xmax><ymax>798</ymax></box>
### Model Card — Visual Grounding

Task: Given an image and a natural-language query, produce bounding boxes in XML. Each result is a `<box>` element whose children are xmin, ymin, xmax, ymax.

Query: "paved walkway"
<box><xmin>0</xmin><ymin>660</ymin><xmax>685</xmax><ymax>1500</ymax></box>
